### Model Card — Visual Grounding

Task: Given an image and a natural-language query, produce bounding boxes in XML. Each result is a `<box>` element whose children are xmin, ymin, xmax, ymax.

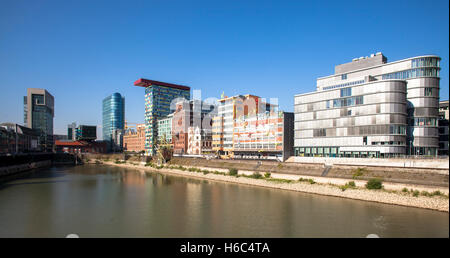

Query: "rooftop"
<box><xmin>134</xmin><ymin>78</ymin><xmax>190</xmax><ymax>90</ymax></box>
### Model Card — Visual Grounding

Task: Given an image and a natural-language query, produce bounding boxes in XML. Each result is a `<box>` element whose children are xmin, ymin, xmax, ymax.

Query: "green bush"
<box><xmin>298</xmin><ymin>177</ymin><xmax>308</xmax><ymax>182</ymax></box>
<box><xmin>412</xmin><ymin>190</ymin><xmax>420</xmax><ymax>197</ymax></box>
<box><xmin>340</xmin><ymin>185</ymin><xmax>349</xmax><ymax>191</ymax></box>
<box><xmin>352</xmin><ymin>167</ymin><xmax>366</xmax><ymax>179</ymax></box>
<box><xmin>228</xmin><ymin>168</ymin><xmax>238</xmax><ymax>176</ymax></box>
<box><xmin>402</xmin><ymin>187</ymin><xmax>409</xmax><ymax>193</ymax></box>
<box><xmin>432</xmin><ymin>190</ymin><xmax>442</xmax><ymax>196</ymax></box>
<box><xmin>347</xmin><ymin>181</ymin><xmax>356</xmax><ymax>188</ymax></box>
<box><xmin>250</xmin><ymin>172</ymin><xmax>263</xmax><ymax>179</ymax></box>
<box><xmin>420</xmin><ymin>191</ymin><xmax>431</xmax><ymax>197</ymax></box>
<box><xmin>366</xmin><ymin>178</ymin><xmax>383</xmax><ymax>190</ymax></box>
<box><xmin>264</xmin><ymin>172</ymin><xmax>271</xmax><ymax>178</ymax></box>
<box><xmin>308</xmin><ymin>179</ymin><xmax>316</xmax><ymax>184</ymax></box>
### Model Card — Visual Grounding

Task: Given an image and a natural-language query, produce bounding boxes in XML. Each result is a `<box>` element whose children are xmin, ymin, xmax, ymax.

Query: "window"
<box><xmin>424</xmin><ymin>87</ymin><xmax>433</xmax><ymax>96</ymax></box>
<box><xmin>341</xmin><ymin>74</ymin><xmax>347</xmax><ymax>80</ymax></box>
<box><xmin>326</xmin><ymin>100</ymin><xmax>330</xmax><ymax>109</ymax></box>
<box><xmin>355</xmin><ymin>96</ymin><xmax>364</xmax><ymax>105</ymax></box>
<box><xmin>340</xmin><ymin>87</ymin><xmax>352</xmax><ymax>97</ymax></box>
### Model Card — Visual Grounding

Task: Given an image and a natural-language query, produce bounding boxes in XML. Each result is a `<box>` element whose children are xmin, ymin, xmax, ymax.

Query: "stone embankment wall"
<box><xmin>286</xmin><ymin>156</ymin><xmax>449</xmax><ymax>169</ymax></box>
<box><xmin>0</xmin><ymin>160</ymin><xmax>51</xmax><ymax>177</ymax></box>
<box><xmin>167</xmin><ymin>157</ymin><xmax>449</xmax><ymax>187</ymax></box>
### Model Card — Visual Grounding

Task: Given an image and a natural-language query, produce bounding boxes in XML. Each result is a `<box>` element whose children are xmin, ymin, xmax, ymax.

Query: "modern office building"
<box><xmin>438</xmin><ymin>100</ymin><xmax>449</xmax><ymax>155</ymax></box>
<box><xmin>24</xmin><ymin>88</ymin><xmax>54</xmax><ymax>152</ymax></box>
<box><xmin>157</xmin><ymin>114</ymin><xmax>173</xmax><ymax>144</ymax></box>
<box><xmin>102</xmin><ymin>93</ymin><xmax>125</xmax><ymax>152</ymax></box>
<box><xmin>67</xmin><ymin>123</ymin><xmax>96</xmax><ymax>141</ymax></box>
<box><xmin>76</xmin><ymin>125</ymin><xmax>97</xmax><ymax>141</ymax></box>
<box><xmin>67</xmin><ymin>122</ymin><xmax>77</xmax><ymax>140</ymax></box>
<box><xmin>134</xmin><ymin>78</ymin><xmax>190</xmax><ymax>156</ymax></box>
<box><xmin>294</xmin><ymin>53</ymin><xmax>441</xmax><ymax>157</ymax></box>
<box><xmin>123</xmin><ymin>123</ymin><xmax>146</xmax><ymax>153</ymax></box>
<box><xmin>172</xmin><ymin>99</ymin><xmax>216</xmax><ymax>155</ymax></box>
<box><xmin>212</xmin><ymin>94</ymin><xmax>294</xmax><ymax>161</ymax></box>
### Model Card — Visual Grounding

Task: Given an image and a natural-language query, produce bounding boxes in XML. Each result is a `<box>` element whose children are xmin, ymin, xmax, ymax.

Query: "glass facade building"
<box><xmin>24</xmin><ymin>88</ymin><xmax>54</xmax><ymax>152</ymax></box>
<box><xmin>102</xmin><ymin>93</ymin><xmax>125</xmax><ymax>151</ymax></box>
<box><xmin>134</xmin><ymin>78</ymin><xmax>190</xmax><ymax>156</ymax></box>
<box><xmin>294</xmin><ymin>53</ymin><xmax>441</xmax><ymax>157</ymax></box>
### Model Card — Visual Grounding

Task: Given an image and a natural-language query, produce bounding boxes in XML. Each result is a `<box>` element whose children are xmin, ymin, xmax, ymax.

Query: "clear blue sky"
<box><xmin>1</xmin><ymin>0</ymin><xmax>448</xmax><ymax>136</ymax></box>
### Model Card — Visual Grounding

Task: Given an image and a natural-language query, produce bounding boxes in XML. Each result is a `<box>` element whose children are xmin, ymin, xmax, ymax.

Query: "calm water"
<box><xmin>0</xmin><ymin>165</ymin><xmax>448</xmax><ymax>238</ymax></box>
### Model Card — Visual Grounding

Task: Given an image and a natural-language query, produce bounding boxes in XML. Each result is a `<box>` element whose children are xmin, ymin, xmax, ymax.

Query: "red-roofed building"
<box><xmin>55</xmin><ymin>140</ymin><xmax>107</xmax><ymax>154</ymax></box>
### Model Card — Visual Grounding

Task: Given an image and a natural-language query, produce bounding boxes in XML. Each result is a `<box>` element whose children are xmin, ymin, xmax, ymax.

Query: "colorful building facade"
<box><xmin>134</xmin><ymin>78</ymin><xmax>190</xmax><ymax>156</ymax></box>
<box><xmin>212</xmin><ymin>94</ymin><xmax>294</xmax><ymax>161</ymax></box>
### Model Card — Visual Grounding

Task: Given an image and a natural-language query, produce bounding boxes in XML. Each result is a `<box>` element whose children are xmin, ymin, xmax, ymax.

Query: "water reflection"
<box><xmin>0</xmin><ymin>164</ymin><xmax>448</xmax><ymax>238</ymax></box>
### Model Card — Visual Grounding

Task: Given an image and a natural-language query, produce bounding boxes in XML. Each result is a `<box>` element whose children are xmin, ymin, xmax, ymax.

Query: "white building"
<box><xmin>294</xmin><ymin>53</ymin><xmax>441</xmax><ymax>157</ymax></box>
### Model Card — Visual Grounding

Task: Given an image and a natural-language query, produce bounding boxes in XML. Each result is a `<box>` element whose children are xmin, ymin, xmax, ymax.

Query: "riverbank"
<box><xmin>92</xmin><ymin>159</ymin><xmax>449</xmax><ymax>212</ymax></box>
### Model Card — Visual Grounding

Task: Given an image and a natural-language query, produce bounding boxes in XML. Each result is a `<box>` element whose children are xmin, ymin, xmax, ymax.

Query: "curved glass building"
<box><xmin>102</xmin><ymin>93</ymin><xmax>125</xmax><ymax>151</ymax></box>
<box><xmin>294</xmin><ymin>53</ymin><xmax>441</xmax><ymax>157</ymax></box>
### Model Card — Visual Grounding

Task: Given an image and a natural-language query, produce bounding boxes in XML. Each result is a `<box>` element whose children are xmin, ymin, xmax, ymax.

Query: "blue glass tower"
<box><xmin>102</xmin><ymin>93</ymin><xmax>125</xmax><ymax>151</ymax></box>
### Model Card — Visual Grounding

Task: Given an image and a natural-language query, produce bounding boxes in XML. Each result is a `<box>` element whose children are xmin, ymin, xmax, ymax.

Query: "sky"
<box><xmin>0</xmin><ymin>0</ymin><xmax>449</xmax><ymax>137</ymax></box>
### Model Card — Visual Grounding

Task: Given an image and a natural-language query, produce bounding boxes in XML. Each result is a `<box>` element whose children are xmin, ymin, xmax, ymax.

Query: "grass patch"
<box><xmin>352</xmin><ymin>167</ymin><xmax>367</xmax><ymax>179</ymax></box>
<box><xmin>264</xmin><ymin>172</ymin><xmax>271</xmax><ymax>178</ymax></box>
<box><xmin>265</xmin><ymin>178</ymin><xmax>293</xmax><ymax>183</ymax></box>
<box><xmin>340</xmin><ymin>181</ymin><xmax>357</xmax><ymax>191</ymax></box>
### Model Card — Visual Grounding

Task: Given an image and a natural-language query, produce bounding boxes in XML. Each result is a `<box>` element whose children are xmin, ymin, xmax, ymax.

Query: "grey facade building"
<box><xmin>294</xmin><ymin>53</ymin><xmax>441</xmax><ymax>157</ymax></box>
<box><xmin>24</xmin><ymin>88</ymin><xmax>54</xmax><ymax>152</ymax></box>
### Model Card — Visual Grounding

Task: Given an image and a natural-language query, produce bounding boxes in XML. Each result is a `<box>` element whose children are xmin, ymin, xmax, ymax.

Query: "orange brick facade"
<box><xmin>123</xmin><ymin>124</ymin><xmax>146</xmax><ymax>153</ymax></box>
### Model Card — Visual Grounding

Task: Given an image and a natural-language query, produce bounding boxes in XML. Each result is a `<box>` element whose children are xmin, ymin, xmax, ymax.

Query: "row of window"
<box><xmin>381</xmin><ymin>68</ymin><xmax>439</xmax><ymax>80</ymax></box>
<box><xmin>322</xmin><ymin>80</ymin><xmax>365</xmax><ymax>91</ymax></box>
<box><xmin>371</xmin><ymin>141</ymin><xmax>405</xmax><ymax>146</ymax></box>
<box><xmin>411</xmin><ymin>57</ymin><xmax>440</xmax><ymax>68</ymax></box>
<box><xmin>311</xmin><ymin>124</ymin><xmax>406</xmax><ymax>137</ymax></box>
<box><xmin>331</xmin><ymin>96</ymin><xmax>364</xmax><ymax>108</ymax></box>
<box><xmin>408</xmin><ymin>117</ymin><xmax>438</xmax><ymax>127</ymax></box>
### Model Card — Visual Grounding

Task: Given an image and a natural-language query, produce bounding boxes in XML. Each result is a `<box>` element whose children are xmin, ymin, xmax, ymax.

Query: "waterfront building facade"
<box><xmin>134</xmin><ymin>78</ymin><xmax>190</xmax><ymax>156</ymax></box>
<box><xmin>102</xmin><ymin>93</ymin><xmax>125</xmax><ymax>152</ymax></box>
<box><xmin>157</xmin><ymin>114</ymin><xmax>173</xmax><ymax>144</ymax></box>
<box><xmin>187</xmin><ymin>126</ymin><xmax>213</xmax><ymax>155</ymax></box>
<box><xmin>212</xmin><ymin>94</ymin><xmax>294</xmax><ymax>161</ymax></box>
<box><xmin>0</xmin><ymin>123</ymin><xmax>41</xmax><ymax>154</ymax></box>
<box><xmin>294</xmin><ymin>53</ymin><xmax>441</xmax><ymax>157</ymax></box>
<box><xmin>172</xmin><ymin>99</ymin><xmax>216</xmax><ymax>155</ymax></box>
<box><xmin>438</xmin><ymin>100</ymin><xmax>449</xmax><ymax>155</ymax></box>
<box><xmin>24</xmin><ymin>88</ymin><xmax>54</xmax><ymax>152</ymax></box>
<box><xmin>123</xmin><ymin>123</ymin><xmax>146</xmax><ymax>153</ymax></box>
